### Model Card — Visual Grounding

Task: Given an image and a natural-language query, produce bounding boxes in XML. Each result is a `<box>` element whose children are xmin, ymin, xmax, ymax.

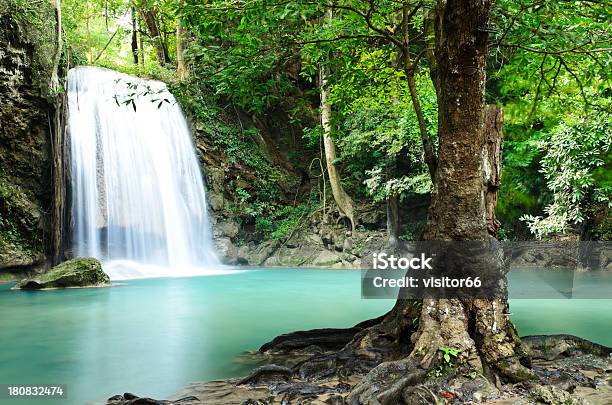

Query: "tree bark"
<box><xmin>138</xmin><ymin>0</ymin><xmax>169</xmax><ymax>65</ymax></box>
<box><xmin>319</xmin><ymin>9</ymin><xmax>356</xmax><ymax>231</ymax></box>
<box><xmin>407</xmin><ymin>0</ymin><xmax>530</xmax><ymax>381</ymax></box>
<box><xmin>176</xmin><ymin>16</ymin><xmax>188</xmax><ymax>80</ymax></box>
<box><xmin>50</xmin><ymin>0</ymin><xmax>64</xmax><ymax>265</ymax></box>
<box><xmin>131</xmin><ymin>7</ymin><xmax>139</xmax><ymax>65</ymax></box>
<box><xmin>350</xmin><ymin>4</ymin><xmax>532</xmax><ymax>398</ymax></box>
<box><xmin>423</xmin><ymin>0</ymin><xmax>491</xmax><ymax>242</ymax></box>
<box><xmin>484</xmin><ymin>105</ymin><xmax>503</xmax><ymax>236</ymax></box>
<box><xmin>320</xmin><ymin>67</ymin><xmax>357</xmax><ymax>231</ymax></box>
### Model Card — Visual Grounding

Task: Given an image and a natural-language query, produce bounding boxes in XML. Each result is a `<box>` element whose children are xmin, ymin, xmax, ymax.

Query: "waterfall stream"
<box><xmin>67</xmin><ymin>66</ymin><xmax>219</xmax><ymax>279</ymax></box>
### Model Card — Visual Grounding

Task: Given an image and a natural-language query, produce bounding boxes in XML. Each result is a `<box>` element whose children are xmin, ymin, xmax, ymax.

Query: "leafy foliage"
<box><xmin>182</xmin><ymin>0</ymin><xmax>308</xmax><ymax>114</ymax></box>
<box><xmin>335</xmin><ymin>70</ymin><xmax>436</xmax><ymax>200</ymax></box>
<box><xmin>0</xmin><ymin>173</ymin><xmax>37</xmax><ymax>256</ymax></box>
<box><xmin>171</xmin><ymin>80</ymin><xmax>288</xmax><ymax>225</ymax></box>
<box><xmin>433</xmin><ymin>346</ymin><xmax>461</xmax><ymax>377</ymax></box>
<box><xmin>489</xmin><ymin>0</ymin><xmax>611</xmax><ymax>239</ymax></box>
<box><xmin>521</xmin><ymin>114</ymin><xmax>611</xmax><ymax>239</ymax></box>
<box><xmin>2</xmin><ymin>0</ymin><xmax>56</xmax><ymax>95</ymax></box>
<box><xmin>257</xmin><ymin>197</ymin><xmax>322</xmax><ymax>240</ymax></box>
<box><xmin>45</xmin><ymin>0</ymin><xmax>612</xmax><ymax>241</ymax></box>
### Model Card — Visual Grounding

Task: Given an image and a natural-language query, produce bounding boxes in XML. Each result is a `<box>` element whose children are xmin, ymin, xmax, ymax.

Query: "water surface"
<box><xmin>0</xmin><ymin>268</ymin><xmax>610</xmax><ymax>405</ymax></box>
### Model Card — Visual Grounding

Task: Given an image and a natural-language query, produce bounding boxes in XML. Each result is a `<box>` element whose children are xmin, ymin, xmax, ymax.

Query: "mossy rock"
<box><xmin>14</xmin><ymin>257</ymin><xmax>111</xmax><ymax>290</ymax></box>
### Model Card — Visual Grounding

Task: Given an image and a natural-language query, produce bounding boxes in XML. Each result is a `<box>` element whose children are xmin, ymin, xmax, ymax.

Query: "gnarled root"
<box><xmin>289</xmin><ymin>299</ymin><xmax>422</xmax><ymax>381</ymax></box>
<box><xmin>347</xmin><ymin>357</ymin><xmax>427</xmax><ymax>405</ymax></box>
<box><xmin>344</xmin><ymin>296</ymin><xmax>537</xmax><ymax>404</ymax></box>
<box><xmin>259</xmin><ymin>315</ymin><xmax>386</xmax><ymax>355</ymax></box>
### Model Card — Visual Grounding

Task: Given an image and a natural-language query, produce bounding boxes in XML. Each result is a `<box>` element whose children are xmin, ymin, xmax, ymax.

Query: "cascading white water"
<box><xmin>68</xmin><ymin>66</ymin><xmax>220</xmax><ymax>279</ymax></box>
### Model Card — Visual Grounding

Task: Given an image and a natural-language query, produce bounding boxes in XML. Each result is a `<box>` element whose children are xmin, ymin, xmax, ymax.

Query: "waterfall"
<box><xmin>67</xmin><ymin>66</ymin><xmax>220</xmax><ymax>279</ymax></box>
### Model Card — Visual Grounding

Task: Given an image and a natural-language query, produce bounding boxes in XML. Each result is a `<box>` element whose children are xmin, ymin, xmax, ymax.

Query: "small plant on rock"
<box><xmin>433</xmin><ymin>346</ymin><xmax>461</xmax><ymax>377</ymax></box>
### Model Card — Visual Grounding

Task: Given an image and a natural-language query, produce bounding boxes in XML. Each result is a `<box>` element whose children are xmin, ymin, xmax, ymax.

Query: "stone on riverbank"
<box><xmin>107</xmin><ymin>393</ymin><xmax>200</xmax><ymax>405</ymax></box>
<box><xmin>14</xmin><ymin>257</ymin><xmax>111</xmax><ymax>289</ymax></box>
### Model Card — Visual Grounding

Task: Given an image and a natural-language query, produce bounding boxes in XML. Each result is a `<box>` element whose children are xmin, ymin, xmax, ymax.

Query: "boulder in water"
<box><xmin>14</xmin><ymin>257</ymin><xmax>111</xmax><ymax>290</ymax></box>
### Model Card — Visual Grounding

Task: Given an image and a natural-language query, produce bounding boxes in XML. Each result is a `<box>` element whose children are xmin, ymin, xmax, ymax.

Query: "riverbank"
<box><xmin>106</xmin><ymin>334</ymin><xmax>612</xmax><ymax>405</ymax></box>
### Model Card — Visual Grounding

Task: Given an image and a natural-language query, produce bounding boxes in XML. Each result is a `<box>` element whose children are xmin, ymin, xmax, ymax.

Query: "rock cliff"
<box><xmin>0</xmin><ymin>1</ymin><xmax>56</xmax><ymax>278</ymax></box>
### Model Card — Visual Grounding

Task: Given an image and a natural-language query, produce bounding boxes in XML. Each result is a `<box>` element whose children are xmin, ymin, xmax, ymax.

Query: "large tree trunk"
<box><xmin>131</xmin><ymin>7</ymin><xmax>139</xmax><ymax>65</ymax></box>
<box><xmin>408</xmin><ymin>0</ymin><xmax>530</xmax><ymax>381</ymax></box>
<box><xmin>349</xmin><ymin>3</ymin><xmax>532</xmax><ymax>402</ymax></box>
<box><xmin>320</xmin><ymin>68</ymin><xmax>356</xmax><ymax>231</ymax></box>
<box><xmin>319</xmin><ymin>10</ymin><xmax>356</xmax><ymax>231</ymax></box>
<box><xmin>138</xmin><ymin>0</ymin><xmax>169</xmax><ymax>65</ymax></box>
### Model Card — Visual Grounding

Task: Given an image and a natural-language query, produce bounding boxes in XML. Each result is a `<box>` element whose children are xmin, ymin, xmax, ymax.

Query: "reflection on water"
<box><xmin>0</xmin><ymin>268</ymin><xmax>610</xmax><ymax>405</ymax></box>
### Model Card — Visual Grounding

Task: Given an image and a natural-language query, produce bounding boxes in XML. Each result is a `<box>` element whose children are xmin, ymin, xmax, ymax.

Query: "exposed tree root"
<box><xmin>347</xmin><ymin>357</ymin><xmax>427</xmax><ymax>405</ymax></box>
<box><xmin>255</xmin><ymin>241</ymin><xmax>612</xmax><ymax>404</ymax></box>
<box><xmin>259</xmin><ymin>315</ymin><xmax>386</xmax><ymax>354</ymax></box>
<box><xmin>256</xmin><ymin>295</ymin><xmax>541</xmax><ymax>403</ymax></box>
<box><xmin>237</xmin><ymin>365</ymin><xmax>293</xmax><ymax>386</ymax></box>
<box><xmin>256</xmin><ymin>299</ymin><xmax>423</xmax><ymax>382</ymax></box>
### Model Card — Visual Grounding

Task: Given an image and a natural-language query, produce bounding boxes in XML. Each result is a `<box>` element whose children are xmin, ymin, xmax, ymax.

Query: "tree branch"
<box><xmin>93</xmin><ymin>27</ymin><xmax>121</xmax><ymax>63</ymax></box>
<box><xmin>322</xmin><ymin>2</ymin><xmax>405</xmax><ymax>49</ymax></box>
<box><xmin>497</xmin><ymin>42</ymin><xmax>610</xmax><ymax>55</ymax></box>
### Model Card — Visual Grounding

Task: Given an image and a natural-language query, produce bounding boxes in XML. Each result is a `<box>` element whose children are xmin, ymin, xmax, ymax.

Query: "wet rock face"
<box><xmin>215</xmin><ymin>237</ymin><xmax>241</xmax><ymax>265</ymax></box>
<box><xmin>14</xmin><ymin>257</ymin><xmax>110</xmax><ymax>289</ymax></box>
<box><xmin>0</xmin><ymin>240</ymin><xmax>45</xmax><ymax>272</ymax></box>
<box><xmin>216</xmin><ymin>220</ymin><xmax>240</xmax><ymax>239</ymax></box>
<box><xmin>0</xmin><ymin>6</ymin><xmax>55</xmax><ymax>273</ymax></box>
<box><xmin>217</xmin><ymin>223</ymin><xmax>388</xmax><ymax>269</ymax></box>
